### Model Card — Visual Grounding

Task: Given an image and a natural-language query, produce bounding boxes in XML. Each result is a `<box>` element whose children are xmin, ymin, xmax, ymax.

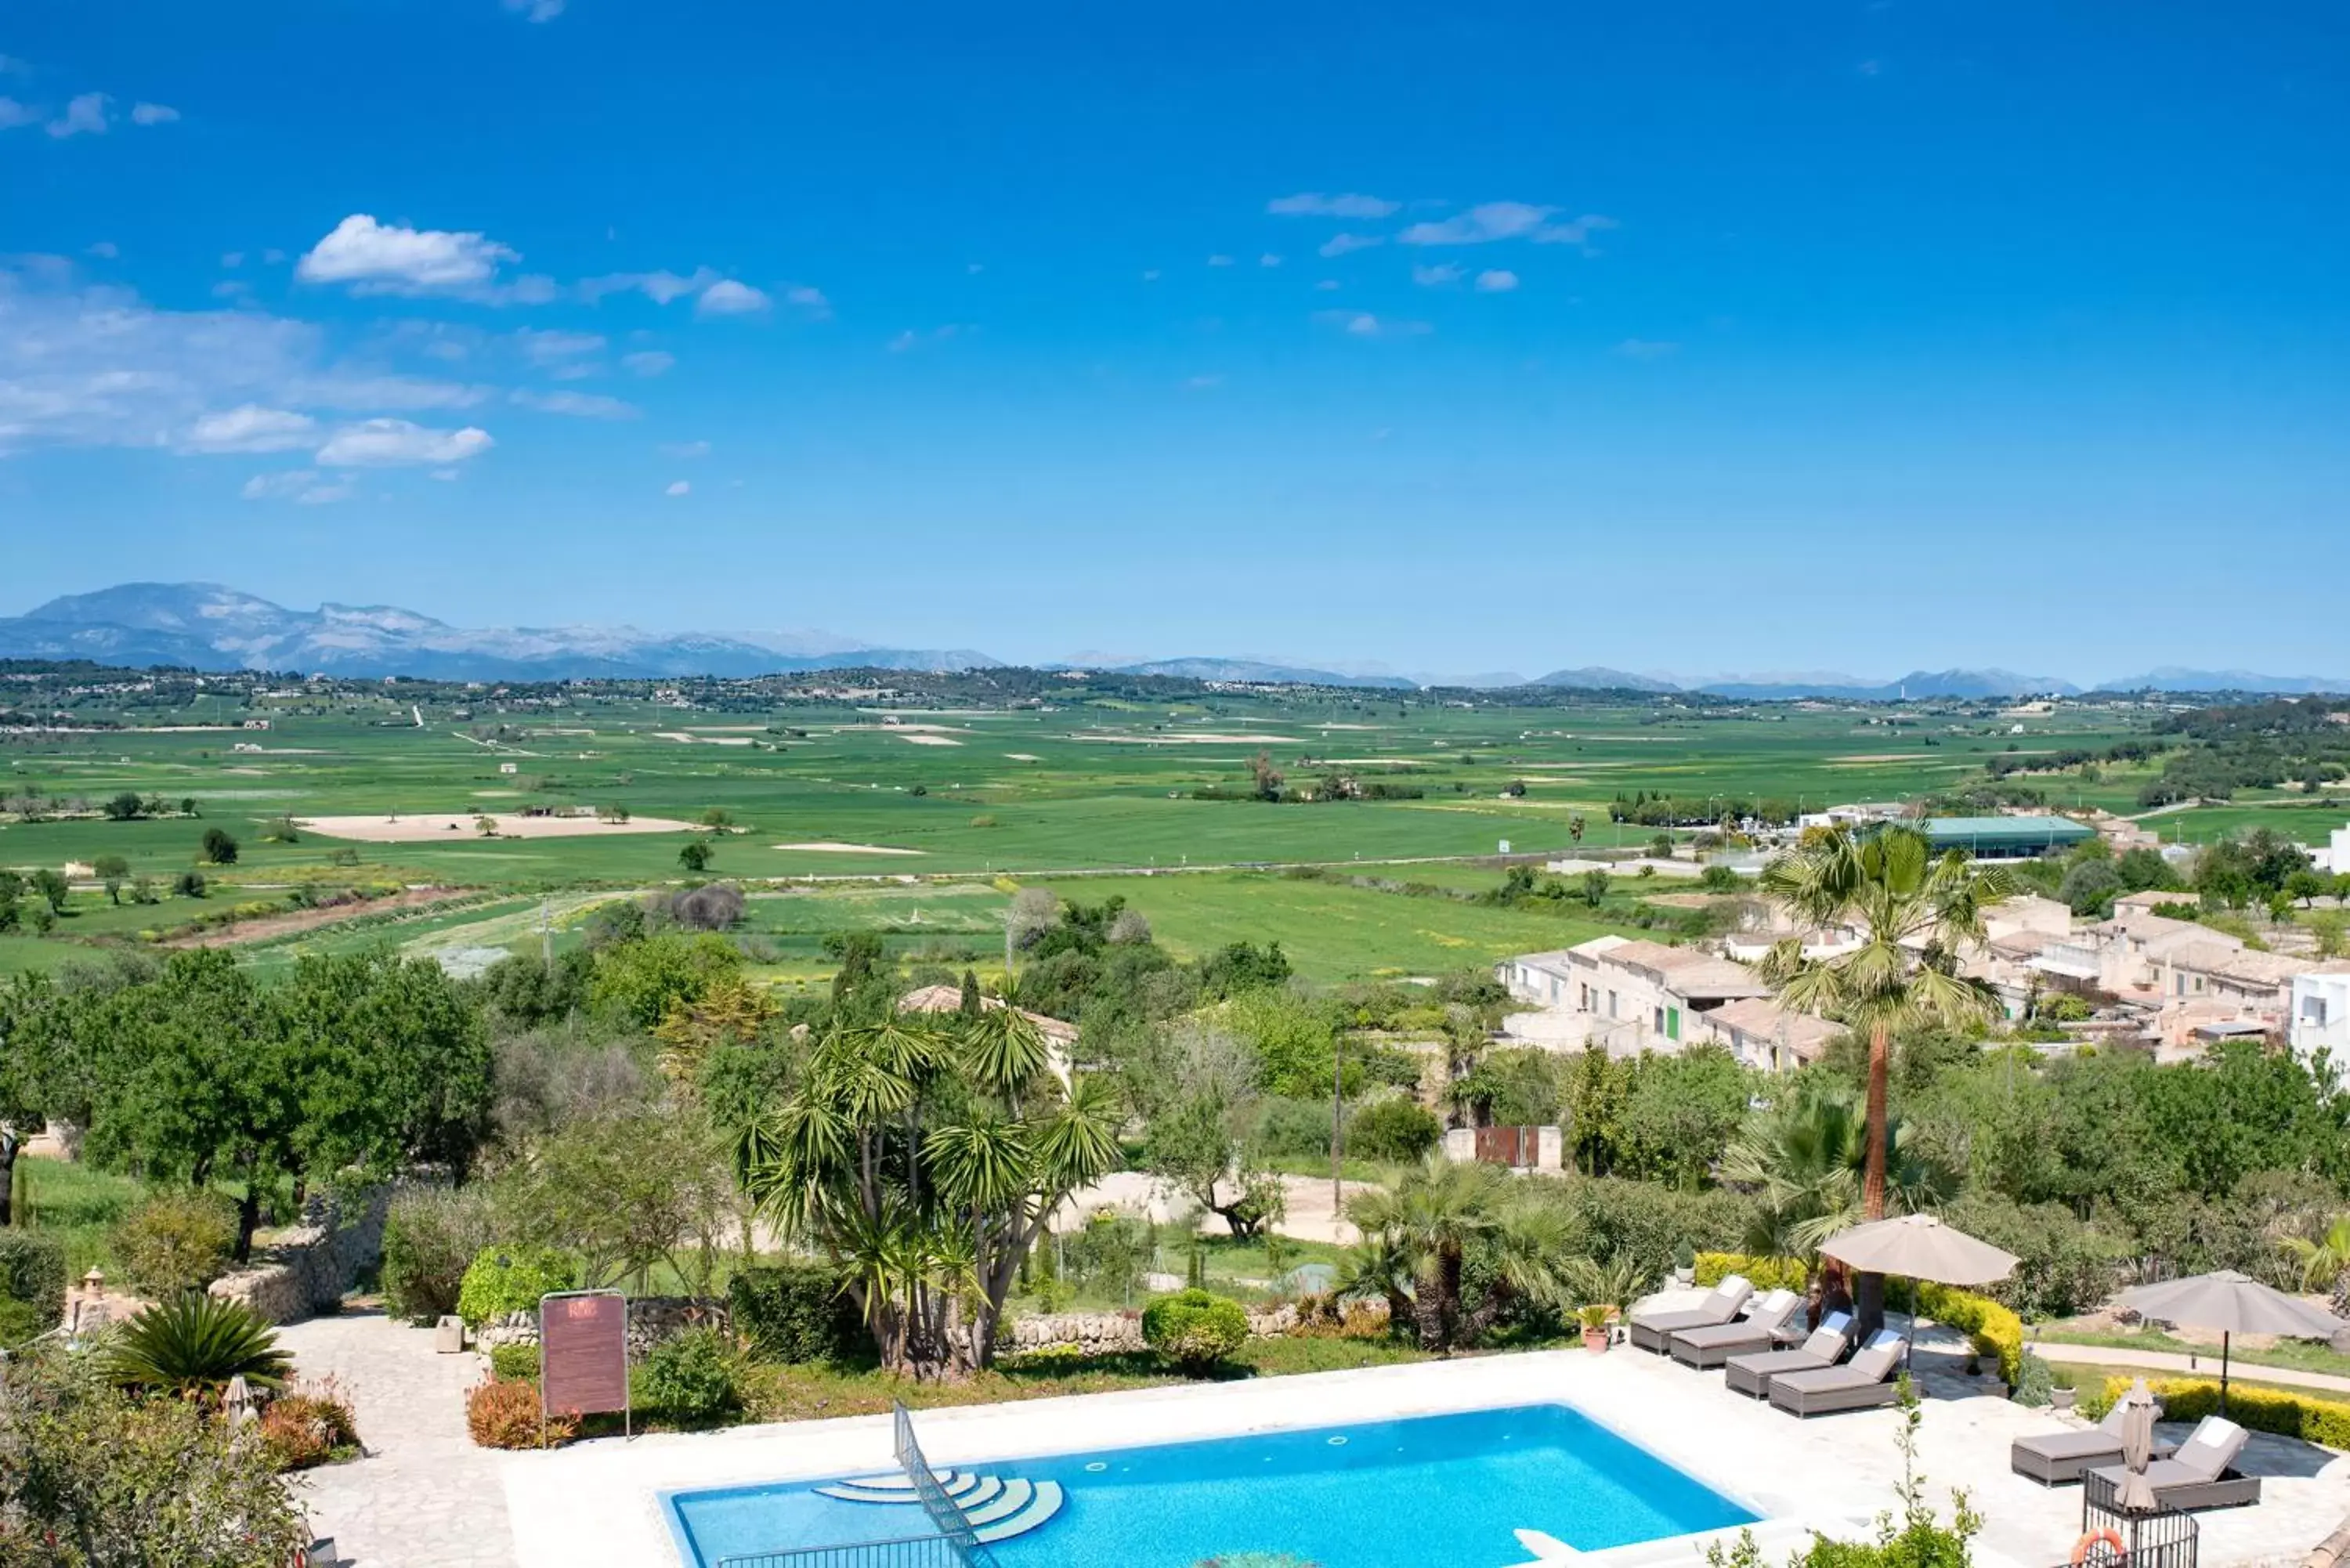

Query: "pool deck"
<box><xmin>493</xmin><ymin>1343</ymin><xmax>2350</xmax><ymax>1568</ymax></box>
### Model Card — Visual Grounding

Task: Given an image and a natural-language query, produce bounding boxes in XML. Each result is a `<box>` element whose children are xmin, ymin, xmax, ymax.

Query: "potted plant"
<box><xmin>1671</xmin><ymin>1242</ymin><xmax>1696</xmax><ymax>1288</ymax></box>
<box><xmin>1577</xmin><ymin>1303</ymin><xmax>1615</xmax><ymax>1353</ymax></box>
<box><xmin>1564</xmin><ymin>1255</ymin><xmax>1644</xmax><ymax>1355</ymax></box>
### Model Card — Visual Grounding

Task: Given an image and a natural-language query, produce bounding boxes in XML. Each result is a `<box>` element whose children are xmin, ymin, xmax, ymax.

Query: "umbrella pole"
<box><xmin>2221</xmin><ymin>1330</ymin><xmax>2230</xmax><ymax>1417</ymax></box>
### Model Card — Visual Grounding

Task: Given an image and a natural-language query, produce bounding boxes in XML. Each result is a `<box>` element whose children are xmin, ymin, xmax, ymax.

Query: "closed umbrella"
<box><xmin>1819</xmin><ymin>1215</ymin><xmax>2019</xmax><ymax>1370</ymax></box>
<box><xmin>2113</xmin><ymin>1378</ymin><xmax>2160</xmax><ymax>1513</ymax></box>
<box><xmin>2114</xmin><ymin>1270</ymin><xmax>2347</xmax><ymax>1416</ymax></box>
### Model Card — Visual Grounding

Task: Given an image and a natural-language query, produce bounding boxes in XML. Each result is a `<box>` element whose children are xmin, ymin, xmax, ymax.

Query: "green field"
<box><xmin>6</xmin><ymin>677</ymin><xmax>2328</xmax><ymax>980</ymax></box>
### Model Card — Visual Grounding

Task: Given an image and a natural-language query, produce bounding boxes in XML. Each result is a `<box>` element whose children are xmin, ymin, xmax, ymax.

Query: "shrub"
<box><xmin>105</xmin><ymin>1293</ymin><xmax>291</xmax><ymax>1398</ymax></box>
<box><xmin>0</xmin><ymin>1228</ymin><xmax>67</xmax><ymax>1336</ymax></box>
<box><xmin>2090</xmin><ymin>1375</ymin><xmax>2350</xmax><ymax>1449</ymax></box>
<box><xmin>454</xmin><ymin>1245</ymin><xmax>577</xmax><ymax>1328</ymax></box>
<box><xmin>467</xmin><ymin>1375</ymin><xmax>574</xmax><ymax>1449</ymax></box>
<box><xmin>258</xmin><ymin>1377</ymin><xmax>361</xmax><ymax>1472</ymax></box>
<box><xmin>2011</xmin><ymin>1350</ymin><xmax>2055</xmax><ymax>1408</ymax></box>
<box><xmin>727</xmin><ymin>1262</ymin><xmax>860</xmax><ymax>1364</ymax></box>
<box><xmin>1915</xmin><ymin>1284</ymin><xmax>2023</xmax><ymax>1387</ymax></box>
<box><xmin>110</xmin><ymin>1189</ymin><xmax>239</xmax><ymax>1297</ymax></box>
<box><xmin>1347</xmin><ymin>1098</ymin><xmax>1442</xmax><ymax>1162</ymax></box>
<box><xmin>381</xmin><ymin>1187</ymin><xmax>495</xmax><ymax>1325</ymax></box>
<box><xmin>1691</xmin><ymin>1252</ymin><xmax>1812</xmax><ymax>1293</ymax></box>
<box><xmin>638</xmin><ymin>1327</ymin><xmax>743</xmax><ymax>1422</ymax></box>
<box><xmin>1561</xmin><ymin>1180</ymin><xmax>1750</xmax><ymax>1278</ymax></box>
<box><xmin>1943</xmin><ymin>1194</ymin><xmax>2127</xmax><ymax>1319</ymax></box>
<box><xmin>172</xmin><ymin>869</ymin><xmax>208</xmax><ymax>898</ymax></box>
<box><xmin>1141</xmin><ymin>1288</ymin><xmax>1249</xmax><ymax>1373</ymax></box>
<box><xmin>489</xmin><ymin>1342</ymin><xmax>541</xmax><ymax>1382</ymax></box>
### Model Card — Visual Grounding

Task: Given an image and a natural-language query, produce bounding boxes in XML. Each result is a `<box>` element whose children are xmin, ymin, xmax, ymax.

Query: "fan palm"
<box><xmin>1759</xmin><ymin>826</ymin><xmax>2012</xmax><ymax>1331</ymax></box>
<box><xmin>2282</xmin><ymin>1216</ymin><xmax>2350</xmax><ymax>1317</ymax></box>
<box><xmin>1346</xmin><ymin>1155</ymin><xmax>1506</xmax><ymax>1351</ymax></box>
<box><xmin>105</xmin><ymin>1292</ymin><xmax>291</xmax><ymax>1400</ymax></box>
<box><xmin>1722</xmin><ymin>1083</ymin><xmax>1954</xmax><ymax>1259</ymax></box>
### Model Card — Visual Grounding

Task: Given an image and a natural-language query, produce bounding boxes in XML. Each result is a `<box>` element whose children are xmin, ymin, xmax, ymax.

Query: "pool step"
<box><xmin>815</xmin><ymin>1472</ymin><xmax>982</xmax><ymax>1505</ymax></box>
<box><xmin>971</xmin><ymin>1480</ymin><xmax>1064</xmax><ymax>1544</ymax></box>
<box><xmin>817</xmin><ymin>1471</ymin><xmax>1064</xmax><ymax>1545</ymax></box>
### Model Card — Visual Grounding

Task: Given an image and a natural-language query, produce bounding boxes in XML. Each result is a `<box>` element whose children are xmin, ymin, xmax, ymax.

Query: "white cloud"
<box><xmin>1475</xmin><ymin>269</ymin><xmax>1520</xmax><ymax>292</ymax></box>
<box><xmin>509</xmin><ymin>387</ymin><xmax>638</xmax><ymax>419</ymax></box>
<box><xmin>129</xmin><ymin>102</ymin><xmax>179</xmax><ymax>126</ymax></box>
<box><xmin>658</xmin><ymin>439</ymin><xmax>710</xmax><ymax>459</ymax></box>
<box><xmin>620</xmin><ymin>350</ymin><xmax>674</xmax><ymax>377</ymax></box>
<box><xmin>504</xmin><ymin>0</ymin><xmax>566</xmax><ymax>20</ymax></box>
<box><xmin>241</xmin><ymin>468</ymin><xmax>353</xmax><ymax>504</ymax></box>
<box><xmin>86</xmin><ymin>241</ymin><xmax>118</xmax><ymax>259</ymax></box>
<box><xmin>1318</xmin><ymin>233</ymin><xmax>1382</xmax><ymax>258</ymax></box>
<box><xmin>1140</xmin><ymin>269</ymin><xmax>1162</xmax><ymax>282</ymax></box>
<box><xmin>221</xmin><ymin>251</ymin><xmax>244</xmax><ymax>269</ymax></box>
<box><xmin>783</xmin><ymin>284</ymin><xmax>831</xmax><ymax>319</ymax></box>
<box><xmin>1267</xmin><ymin>193</ymin><xmax>1400</xmax><ymax>219</ymax></box>
<box><xmin>297</xmin><ymin>214</ymin><xmax>522</xmax><ymax>298</ymax></box>
<box><xmin>1314</xmin><ymin>310</ymin><xmax>1430</xmax><ymax>339</ymax></box>
<box><xmin>886</xmin><ymin>325</ymin><xmax>965</xmax><ymax>353</ymax></box>
<box><xmin>1397</xmin><ymin>202</ymin><xmax>1617</xmax><ymax>247</ymax></box>
<box><xmin>262</xmin><ymin>248</ymin><xmax>286</xmax><ymax>265</ymax></box>
<box><xmin>695</xmin><ymin>280</ymin><xmax>770</xmax><ymax>317</ymax></box>
<box><xmin>1614</xmin><ymin>338</ymin><xmax>1679</xmax><ymax>359</ymax></box>
<box><xmin>46</xmin><ymin>92</ymin><xmax>108</xmax><ymax>139</ymax></box>
<box><xmin>1259</xmin><ymin>254</ymin><xmax>1282</xmax><ymax>268</ymax></box>
<box><xmin>0</xmin><ymin>99</ymin><xmax>38</xmax><ymax>131</ymax></box>
<box><xmin>664</xmin><ymin>479</ymin><xmax>690</xmax><ymax>497</ymax></box>
<box><xmin>211</xmin><ymin>280</ymin><xmax>251</xmax><ymax>301</ymax></box>
<box><xmin>1206</xmin><ymin>255</ymin><xmax>1235</xmax><ymax>267</ymax></box>
<box><xmin>288</xmin><ymin>374</ymin><xmax>492</xmax><ymax>410</ymax></box>
<box><xmin>1411</xmin><ymin>264</ymin><xmax>1463</xmax><ymax>287</ymax></box>
<box><xmin>316</xmin><ymin>418</ymin><xmax>493</xmax><ymax>467</ymax></box>
<box><xmin>429</xmin><ymin>468</ymin><xmax>461</xmax><ymax>481</ymax></box>
<box><xmin>580</xmin><ymin>267</ymin><xmax>718</xmax><ymax>305</ymax></box>
<box><xmin>179</xmin><ymin>404</ymin><xmax>318</xmax><ymax>453</ymax></box>
<box><xmin>515</xmin><ymin>327</ymin><xmax>605</xmax><ymax>366</ymax></box>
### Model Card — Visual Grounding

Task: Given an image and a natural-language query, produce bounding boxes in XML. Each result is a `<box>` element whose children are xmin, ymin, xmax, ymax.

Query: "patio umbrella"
<box><xmin>2113</xmin><ymin>1270</ymin><xmax>2347</xmax><ymax>1416</ymax></box>
<box><xmin>2113</xmin><ymin>1378</ymin><xmax>2160</xmax><ymax>1513</ymax></box>
<box><xmin>1819</xmin><ymin>1215</ymin><xmax>2019</xmax><ymax>1370</ymax></box>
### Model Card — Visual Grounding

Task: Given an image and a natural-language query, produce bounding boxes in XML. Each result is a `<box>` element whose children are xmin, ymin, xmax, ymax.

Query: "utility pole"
<box><xmin>540</xmin><ymin>899</ymin><xmax>552</xmax><ymax>973</ymax></box>
<box><xmin>1331</xmin><ymin>1039</ymin><xmax>1344</xmax><ymax>1222</ymax></box>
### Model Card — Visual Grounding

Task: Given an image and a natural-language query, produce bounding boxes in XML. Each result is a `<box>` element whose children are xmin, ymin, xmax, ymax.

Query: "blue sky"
<box><xmin>3</xmin><ymin>2</ymin><xmax>2345</xmax><ymax>681</ymax></box>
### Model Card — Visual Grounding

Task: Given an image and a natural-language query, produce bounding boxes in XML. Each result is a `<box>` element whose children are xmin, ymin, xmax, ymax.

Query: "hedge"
<box><xmin>727</xmin><ymin>1262</ymin><xmax>862</xmax><ymax>1364</ymax></box>
<box><xmin>1691</xmin><ymin>1252</ymin><xmax>2023</xmax><ymax>1386</ymax></box>
<box><xmin>2088</xmin><ymin>1375</ymin><xmax>2350</xmax><ymax>1448</ymax></box>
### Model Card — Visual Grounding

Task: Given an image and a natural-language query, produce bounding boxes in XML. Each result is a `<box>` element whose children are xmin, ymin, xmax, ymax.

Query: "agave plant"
<box><xmin>105</xmin><ymin>1292</ymin><xmax>292</xmax><ymax>1399</ymax></box>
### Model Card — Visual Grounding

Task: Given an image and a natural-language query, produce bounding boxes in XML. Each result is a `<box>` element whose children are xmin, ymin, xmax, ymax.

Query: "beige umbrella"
<box><xmin>2113</xmin><ymin>1378</ymin><xmax>2160</xmax><ymax>1513</ymax></box>
<box><xmin>2114</xmin><ymin>1270</ymin><xmax>2348</xmax><ymax>1416</ymax></box>
<box><xmin>1819</xmin><ymin>1215</ymin><xmax>2019</xmax><ymax>1369</ymax></box>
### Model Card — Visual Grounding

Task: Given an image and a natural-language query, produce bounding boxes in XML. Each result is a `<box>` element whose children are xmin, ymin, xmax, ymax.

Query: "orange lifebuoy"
<box><xmin>2071</xmin><ymin>1528</ymin><xmax>2127</xmax><ymax>1566</ymax></box>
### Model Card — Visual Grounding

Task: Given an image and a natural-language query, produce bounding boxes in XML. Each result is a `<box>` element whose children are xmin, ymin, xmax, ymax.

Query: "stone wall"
<box><xmin>999</xmin><ymin>1302</ymin><xmax>1300</xmax><ymax>1354</ymax></box>
<box><xmin>475</xmin><ymin>1295</ymin><xmax>730</xmax><ymax>1359</ymax></box>
<box><xmin>208</xmin><ymin>1185</ymin><xmax>395</xmax><ymax>1326</ymax></box>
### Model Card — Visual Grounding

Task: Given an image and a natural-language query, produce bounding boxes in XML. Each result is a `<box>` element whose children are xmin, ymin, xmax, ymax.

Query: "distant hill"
<box><xmin>1107</xmin><ymin>657</ymin><xmax>1417</xmax><ymax>689</ymax></box>
<box><xmin>2092</xmin><ymin>667</ymin><xmax>2350</xmax><ymax>696</ymax></box>
<box><xmin>0</xmin><ymin>583</ymin><xmax>996</xmax><ymax>681</ymax></box>
<box><xmin>1697</xmin><ymin>668</ymin><xmax>2079</xmax><ymax>701</ymax></box>
<box><xmin>1529</xmin><ymin>667</ymin><xmax>1679</xmax><ymax>693</ymax></box>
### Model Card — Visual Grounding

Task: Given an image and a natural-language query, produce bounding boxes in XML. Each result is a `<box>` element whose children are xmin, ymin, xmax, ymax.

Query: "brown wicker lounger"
<box><xmin>1627</xmin><ymin>1275</ymin><xmax>1752</xmax><ymax>1354</ymax></box>
<box><xmin>2010</xmin><ymin>1405</ymin><xmax>2177</xmax><ymax>1487</ymax></box>
<box><xmin>1768</xmin><ymin>1331</ymin><xmax>1906</xmax><ymax>1417</ymax></box>
<box><xmin>1668</xmin><ymin>1289</ymin><xmax>1802</xmax><ymax>1369</ymax></box>
<box><xmin>1724</xmin><ymin>1313</ymin><xmax>1853</xmax><ymax>1397</ymax></box>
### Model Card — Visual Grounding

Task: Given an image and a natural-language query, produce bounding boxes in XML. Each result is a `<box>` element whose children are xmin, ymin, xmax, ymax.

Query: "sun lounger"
<box><xmin>2086</xmin><ymin>1415</ymin><xmax>2260</xmax><ymax>1512</ymax></box>
<box><xmin>1768</xmin><ymin>1331</ymin><xmax>1907</xmax><ymax>1417</ymax></box>
<box><xmin>1725</xmin><ymin>1312</ymin><xmax>1853</xmax><ymax>1398</ymax></box>
<box><xmin>1669</xmin><ymin>1288</ymin><xmax>1802</xmax><ymax>1369</ymax></box>
<box><xmin>1628</xmin><ymin>1274</ymin><xmax>1752</xmax><ymax>1354</ymax></box>
<box><xmin>2010</xmin><ymin>1404</ymin><xmax>2178</xmax><ymax>1487</ymax></box>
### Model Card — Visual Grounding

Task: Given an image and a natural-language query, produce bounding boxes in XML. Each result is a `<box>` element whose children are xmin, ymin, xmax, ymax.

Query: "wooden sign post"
<box><xmin>540</xmin><ymin>1289</ymin><xmax>630</xmax><ymax>1443</ymax></box>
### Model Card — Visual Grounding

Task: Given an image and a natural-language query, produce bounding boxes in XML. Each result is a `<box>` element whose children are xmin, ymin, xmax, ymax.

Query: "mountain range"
<box><xmin>1</xmin><ymin>583</ymin><xmax>2343</xmax><ymax>696</ymax></box>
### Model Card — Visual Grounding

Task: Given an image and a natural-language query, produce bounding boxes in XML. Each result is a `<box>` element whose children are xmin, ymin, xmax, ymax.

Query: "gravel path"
<box><xmin>2035</xmin><ymin>1339</ymin><xmax>2350</xmax><ymax>1396</ymax></box>
<box><xmin>279</xmin><ymin>1310</ymin><xmax>519</xmax><ymax>1568</ymax></box>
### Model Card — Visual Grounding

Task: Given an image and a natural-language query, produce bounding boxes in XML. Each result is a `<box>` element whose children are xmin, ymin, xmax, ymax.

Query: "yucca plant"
<box><xmin>106</xmin><ymin>1292</ymin><xmax>292</xmax><ymax>1399</ymax></box>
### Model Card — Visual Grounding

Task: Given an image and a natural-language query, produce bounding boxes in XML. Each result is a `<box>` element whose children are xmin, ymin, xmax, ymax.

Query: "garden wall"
<box><xmin>1000</xmin><ymin>1303</ymin><xmax>1301</xmax><ymax>1354</ymax></box>
<box><xmin>208</xmin><ymin>1185</ymin><xmax>394</xmax><ymax>1326</ymax></box>
<box><xmin>476</xmin><ymin>1295</ymin><xmax>733</xmax><ymax>1359</ymax></box>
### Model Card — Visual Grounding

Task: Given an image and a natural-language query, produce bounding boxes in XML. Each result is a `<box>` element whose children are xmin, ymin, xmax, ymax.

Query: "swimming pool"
<box><xmin>667</xmin><ymin>1403</ymin><xmax>1758</xmax><ymax>1568</ymax></box>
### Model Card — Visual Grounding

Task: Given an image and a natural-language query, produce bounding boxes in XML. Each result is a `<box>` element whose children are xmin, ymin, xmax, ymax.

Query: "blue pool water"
<box><xmin>667</xmin><ymin>1404</ymin><xmax>1757</xmax><ymax>1568</ymax></box>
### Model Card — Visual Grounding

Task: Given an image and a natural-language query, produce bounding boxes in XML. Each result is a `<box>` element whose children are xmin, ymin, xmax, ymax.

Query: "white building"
<box><xmin>1499</xmin><ymin>936</ymin><xmax>1770</xmax><ymax>1056</ymax></box>
<box><xmin>2312</xmin><ymin>823</ymin><xmax>2350</xmax><ymax>876</ymax></box>
<box><xmin>2290</xmin><ymin>966</ymin><xmax>2350</xmax><ymax>1064</ymax></box>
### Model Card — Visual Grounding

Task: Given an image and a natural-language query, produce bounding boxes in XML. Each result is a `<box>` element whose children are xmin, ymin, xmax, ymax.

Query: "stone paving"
<box><xmin>279</xmin><ymin>1309</ymin><xmax>519</xmax><ymax>1568</ymax></box>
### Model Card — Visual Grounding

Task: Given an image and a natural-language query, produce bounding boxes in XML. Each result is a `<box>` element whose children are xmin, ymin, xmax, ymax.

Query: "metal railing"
<box><xmin>2076</xmin><ymin>1473</ymin><xmax>2200</xmax><ymax>1568</ymax></box>
<box><xmin>892</xmin><ymin>1402</ymin><xmax>1000</xmax><ymax>1568</ymax></box>
<box><xmin>717</xmin><ymin>1537</ymin><xmax>966</xmax><ymax>1568</ymax></box>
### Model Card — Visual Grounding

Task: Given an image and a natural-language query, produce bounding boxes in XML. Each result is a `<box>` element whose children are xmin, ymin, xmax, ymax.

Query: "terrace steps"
<box><xmin>971</xmin><ymin>1480</ymin><xmax>1064</xmax><ymax>1543</ymax></box>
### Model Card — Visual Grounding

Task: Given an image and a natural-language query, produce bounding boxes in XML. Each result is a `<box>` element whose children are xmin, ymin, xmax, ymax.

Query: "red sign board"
<box><xmin>540</xmin><ymin>1291</ymin><xmax>629</xmax><ymax>1431</ymax></box>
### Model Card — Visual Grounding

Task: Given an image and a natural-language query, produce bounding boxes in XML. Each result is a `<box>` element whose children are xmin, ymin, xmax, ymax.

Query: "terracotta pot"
<box><xmin>1582</xmin><ymin>1328</ymin><xmax>1610</xmax><ymax>1353</ymax></box>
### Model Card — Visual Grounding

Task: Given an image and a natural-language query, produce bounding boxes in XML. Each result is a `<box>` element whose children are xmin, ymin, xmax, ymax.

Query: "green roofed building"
<box><xmin>1919</xmin><ymin>815</ymin><xmax>2096</xmax><ymax>859</ymax></box>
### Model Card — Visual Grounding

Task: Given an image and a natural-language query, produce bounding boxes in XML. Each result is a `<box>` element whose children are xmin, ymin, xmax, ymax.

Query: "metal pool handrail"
<box><xmin>892</xmin><ymin>1401</ymin><xmax>1001</xmax><ymax>1568</ymax></box>
<box><xmin>717</xmin><ymin>1536</ymin><xmax>964</xmax><ymax>1568</ymax></box>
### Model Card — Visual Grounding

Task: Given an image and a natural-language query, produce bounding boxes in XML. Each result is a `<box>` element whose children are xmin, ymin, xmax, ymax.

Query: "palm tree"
<box><xmin>2282</xmin><ymin>1216</ymin><xmax>2350</xmax><ymax>1317</ymax></box>
<box><xmin>1723</xmin><ymin>1083</ymin><xmax>1954</xmax><ymax>1270</ymax></box>
<box><xmin>1346</xmin><ymin>1155</ymin><xmax>1507</xmax><ymax>1351</ymax></box>
<box><xmin>1759</xmin><ymin>826</ymin><xmax>2013</xmax><ymax>1334</ymax></box>
<box><xmin>106</xmin><ymin>1294</ymin><xmax>291</xmax><ymax>1400</ymax></box>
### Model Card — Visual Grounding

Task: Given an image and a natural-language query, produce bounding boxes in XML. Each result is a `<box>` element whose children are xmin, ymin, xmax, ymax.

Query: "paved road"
<box><xmin>280</xmin><ymin>1310</ymin><xmax>518</xmax><ymax>1568</ymax></box>
<box><xmin>2035</xmin><ymin>1339</ymin><xmax>2350</xmax><ymax>1396</ymax></box>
